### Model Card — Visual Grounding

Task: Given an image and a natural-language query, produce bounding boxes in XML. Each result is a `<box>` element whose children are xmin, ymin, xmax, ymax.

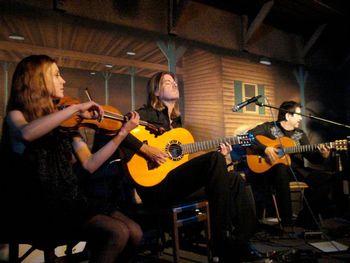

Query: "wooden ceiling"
<box><xmin>0</xmin><ymin>1</ymin><xmax>175</xmax><ymax>78</ymax></box>
<box><xmin>0</xmin><ymin>0</ymin><xmax>349</xmax><ymax>76</ymax></box>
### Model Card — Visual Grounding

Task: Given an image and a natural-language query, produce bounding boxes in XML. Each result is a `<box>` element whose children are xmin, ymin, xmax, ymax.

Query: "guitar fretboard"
<box><xmin>284</xmin><ymin>142</ymin><xmax>333</xmax><ymax>154</ymax></box>
<box><xmin>181</xmin><ymin>136</ymin><xmax>241</xmax><ymax>154</ymax></box>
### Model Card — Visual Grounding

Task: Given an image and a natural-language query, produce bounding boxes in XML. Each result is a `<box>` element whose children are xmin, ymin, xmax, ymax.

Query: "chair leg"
<box><xmin>272</xmin><ymin>193</ymin><xmax>288</xmax><ymax>231</ymax></box>
<box><xmin>9</xmin><ymin>242</ymin><xmax>19</xmax><ymax>263</ymax></box>
<box><xmin>271</xmin><ymin>193</ymin><xmax>281</xmax><ymax>223</ymax></box>
<box><xmin>44</xmin><ymin>248</ymin><xmax>57</xmax><ymax>263</ymax></box>
<box><xmin>172</xmin><ymin>209</ymin><xmax>180</xmax><ymax>263</ymax></box>
<box><xmin>204</xmin><ymin>201</ymin><xmax>212</xmax><ymax>263</ymax></box>
<box><xmin>262</xmin><ymin>208</ymin><xmax>267</xmax><ymax>220</ymax></box>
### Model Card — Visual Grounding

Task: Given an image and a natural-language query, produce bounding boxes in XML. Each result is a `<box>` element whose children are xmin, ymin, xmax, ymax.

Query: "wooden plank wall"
<box><xmin>182</xmin><ymin>49</ymin><xmax>224</xmax><ymax>141</ymax></box>
<box><xmin>222</xmin><ymin>56</ymin><xmax>278</xmax><ymax>136</ymax></box>
<box><xmin>182</xmin><ymin>49</ymin><xmax>301</xmax><ymax>141</ymax></box>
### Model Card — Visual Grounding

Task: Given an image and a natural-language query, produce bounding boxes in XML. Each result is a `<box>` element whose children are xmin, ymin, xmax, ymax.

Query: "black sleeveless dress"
<box><xmin>16</xmin><ymin>128</ymin><xmax>119</xmax><ymax>235</ymax></box>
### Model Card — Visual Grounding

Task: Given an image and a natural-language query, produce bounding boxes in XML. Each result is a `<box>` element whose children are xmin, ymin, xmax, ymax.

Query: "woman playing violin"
<box><xmin>1</xmin><ymin>55</ymin><xmax>142</xmax><ymax>263</ymax></box>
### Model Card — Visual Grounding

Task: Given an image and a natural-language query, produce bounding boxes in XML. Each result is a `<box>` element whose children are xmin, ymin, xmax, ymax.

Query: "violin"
<box><xmin>57</xmin><ymin>96</ymin><xmax>163</xmax><ymax>136</ymax></box>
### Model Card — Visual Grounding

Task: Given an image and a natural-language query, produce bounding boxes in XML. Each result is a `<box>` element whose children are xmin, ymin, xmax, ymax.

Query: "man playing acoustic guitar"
<box><xmin>247</xmin><ymin>101</ymin><xmax>333</xmax><ymax>229</ymax></box>
<box><xmin>91</xmin><ymin>71</ymin><xmax>259</xmax><ymax>262</ymax></box>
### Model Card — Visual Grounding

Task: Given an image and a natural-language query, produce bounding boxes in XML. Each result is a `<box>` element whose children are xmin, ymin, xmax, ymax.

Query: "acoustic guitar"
<box><xmin>246</xmin><ymin>135</ymin><xmax>348</xmax><ymax>173</ymax></box>
<box><xmin>127</xmin><ymin>126</ymin><xmax>253</xmax><ymax>187</ymax></box>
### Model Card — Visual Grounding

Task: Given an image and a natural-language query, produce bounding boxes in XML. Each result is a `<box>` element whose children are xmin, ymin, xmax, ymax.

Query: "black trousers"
<box><xmin>136</xmin><ymin>151</ymin><xmax>258</xmax><ymax>257</ymax></box>
<box><xmin>249</xmin><ymin>163</ymin><xmax>334</xmax><ymax>226</ymax></box>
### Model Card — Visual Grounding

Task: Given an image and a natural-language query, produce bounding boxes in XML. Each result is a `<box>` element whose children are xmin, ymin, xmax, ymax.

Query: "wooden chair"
<box><xmin>171</xmin><ymin>200</ymin><xmax>211</xmax><ymax>262</ymax></box>
<box><xmin>132</xmin><ymin>198</ymin><xmax>212</xmax><ymax>263</ymax></box>
<box><xmin>289</xmin><ymin>181</ymin><xmax>309</xmax><ymax>216</ymax></box>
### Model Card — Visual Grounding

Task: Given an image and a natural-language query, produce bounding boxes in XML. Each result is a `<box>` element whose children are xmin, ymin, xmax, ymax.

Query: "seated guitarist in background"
<box><xmin>91</xmin><ymin>71</ymin><xmax>259</xmax><ymax>262</ymax></box>
<box><xmin>247</xmin><ymin>101</ymin><xmax>332</xmax><ymax>228</ymax></box>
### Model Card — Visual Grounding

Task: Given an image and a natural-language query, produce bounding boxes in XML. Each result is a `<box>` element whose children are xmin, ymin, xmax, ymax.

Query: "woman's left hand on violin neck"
<box><xmin>118</xmin><ymin>111</ymin><xmax>140</xmax><ymax>137</ymax></box>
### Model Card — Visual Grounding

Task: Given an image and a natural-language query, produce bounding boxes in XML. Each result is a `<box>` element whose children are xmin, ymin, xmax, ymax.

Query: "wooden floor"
<box><xmin>1</xmin><ymin>217</ymin><xmax>350</xmax><ymax>262</ymax></box>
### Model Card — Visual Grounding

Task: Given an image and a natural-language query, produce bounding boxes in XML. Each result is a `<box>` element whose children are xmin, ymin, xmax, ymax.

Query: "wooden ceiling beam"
<box><xmin>0</xmin><ymin>40</ymin><xmax>183</xmax><ymax>73</ymax></box>
<box><xmin>168</xmin><ymin>0</ymin><xmax>188</xmax><ymax>35</ymax></box>
<box><xmin>244</xmin><ymin>0</ymin><xmax>274</xmax><ymax>46</ymax></box>
<box><xmin>302</xmin><ymin>24</ymin><xmax>327</xmax><ymax>58</ymax></box>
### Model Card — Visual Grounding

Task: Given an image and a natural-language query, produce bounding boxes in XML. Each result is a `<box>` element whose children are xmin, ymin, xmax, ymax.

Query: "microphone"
<box><xmin>232</xmin><ymin>95</ymin><xmax>262</xmax><ymax>112</ymax></box>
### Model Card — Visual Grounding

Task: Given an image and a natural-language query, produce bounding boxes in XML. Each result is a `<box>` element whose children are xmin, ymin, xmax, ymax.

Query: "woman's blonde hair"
<box><xmin>7</xmin><ymin>55</ymin><xmax>56</xmax><ymax>121</ymax></box>
<box><xmin>146</xmin><ymin>71</ymin><xmax>180</xmax><ymax>119</ymax></box>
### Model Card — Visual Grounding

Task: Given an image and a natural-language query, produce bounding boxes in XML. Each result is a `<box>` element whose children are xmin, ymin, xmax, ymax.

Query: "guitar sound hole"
<box><xmin>169</xmin><ymin>144</ymin><xmax>182</xmax><ymax>159</ymax></box>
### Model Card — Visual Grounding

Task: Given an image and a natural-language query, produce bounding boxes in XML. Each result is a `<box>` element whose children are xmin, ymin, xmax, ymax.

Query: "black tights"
<box><xmin>85</xmin><ymin>211</ymin><xmax>142</xmax><ymax>263</ymax></box>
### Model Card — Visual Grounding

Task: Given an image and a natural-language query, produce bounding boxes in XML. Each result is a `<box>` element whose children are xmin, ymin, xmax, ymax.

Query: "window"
<box><xmin>242</xmin><ymin>83</ymin><xmax>258</xmax><ymax>113</ymax></box>
<box><xmin>233</xmin><ymin>80</ymin><xmax>265</xmax><ymax>115</ymax></box>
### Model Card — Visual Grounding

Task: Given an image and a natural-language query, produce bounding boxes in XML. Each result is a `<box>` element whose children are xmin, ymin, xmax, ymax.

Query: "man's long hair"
<box><xmin>146</xmin><ymin>71</ymin><xmax>180</xmax><ymax>119</ymax></box>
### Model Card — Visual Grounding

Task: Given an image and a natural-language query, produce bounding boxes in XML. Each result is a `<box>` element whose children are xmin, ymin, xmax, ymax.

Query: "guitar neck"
<box><xmin>181</xmin><ymin>136</ymin><xmax>239</xmax><ymax>154</ymax></box>
<box><xmin>139</xmin><ymin>120</ymin><xmax>149</xmax><ymax>126</ymax></box>
<box><xmin>285</xmin><ymin>142</ymin><xmax>332</xmax><ymax>154</ymax></box>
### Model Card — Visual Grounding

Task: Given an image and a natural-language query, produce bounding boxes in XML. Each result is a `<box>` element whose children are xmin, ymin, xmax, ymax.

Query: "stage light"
<box><xmin>8</xmin><ymin>33</ymin><xmax>24</xmax><ymax>41</ymax></box>
<box><xmin>259</xmin><ymin>57</ymin><xmax>271</xmax><ymax>65</ymax></box>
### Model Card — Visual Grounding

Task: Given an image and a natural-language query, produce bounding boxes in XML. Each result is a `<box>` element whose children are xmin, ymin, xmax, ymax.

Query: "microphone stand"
<box><xmin>256</xmin><ymin>102</ymin><xmax>350</xmax><ymax>129</ymax></box>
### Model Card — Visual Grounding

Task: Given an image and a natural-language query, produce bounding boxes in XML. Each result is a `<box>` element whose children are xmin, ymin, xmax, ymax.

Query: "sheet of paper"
<box><xmin>308</xmin><ymin>241</ymin><xmax>348</xmax><ymax>253</ymax></box>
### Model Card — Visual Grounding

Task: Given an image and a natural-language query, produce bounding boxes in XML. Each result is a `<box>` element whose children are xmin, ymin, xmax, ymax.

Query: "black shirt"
<box><xmin>137</xmin><ymin>104</ymin><xmax>182</xmax><ymax>131</ymax></box>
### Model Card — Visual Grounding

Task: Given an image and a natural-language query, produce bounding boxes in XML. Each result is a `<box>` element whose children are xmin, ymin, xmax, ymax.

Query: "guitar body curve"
<box><xmin>127</xmin><ymin>126</ymin><xmax>194</xmax><ymax>187</ymax></box>
<box><xmin>246</xmin><ymin>135</ymin><xmax>295</xmax><ymax>173</ymax></box>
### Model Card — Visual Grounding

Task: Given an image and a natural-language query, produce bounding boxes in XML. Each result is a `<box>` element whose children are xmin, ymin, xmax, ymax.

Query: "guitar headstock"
<box><xmin>332</xmin><ymin>139</ymin><xmax>348</xmax><ymax>151</ymax></box>
<box><xmin>237</xmin><ymin>133</ymin><xmax>255</xmax><ymax>147</ymax></box>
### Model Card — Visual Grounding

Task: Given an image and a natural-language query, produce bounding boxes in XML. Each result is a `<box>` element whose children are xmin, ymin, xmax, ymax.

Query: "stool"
<box><xmin>171</xmin><ymin>200</ymin><xmax>211</xmax><ymax>263</ymax></box>
<box><xmin>262</xmin><ymin>181</ymin><xmax>309</xmax><ymax>225</ymax></box>
<box><xmin>262</xmin><ymin>189</ymin><xmax>281</xmax><ymax>225</ymax></box>
<box><xmin>289</xmin><ymin>181</ymin><xmax>309</xmax><ymax>216</ymax></box>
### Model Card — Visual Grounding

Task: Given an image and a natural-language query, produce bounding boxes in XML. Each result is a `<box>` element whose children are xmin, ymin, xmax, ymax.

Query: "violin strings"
<box><xmin>104</xmin><ymin>110</ymin><xmax>149</xmax><ymax>127</ymax></box>
<box><xmin>104</xmin><ymin>111</ymin><xmax>125</xmax><ymax>121</ymax></box>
